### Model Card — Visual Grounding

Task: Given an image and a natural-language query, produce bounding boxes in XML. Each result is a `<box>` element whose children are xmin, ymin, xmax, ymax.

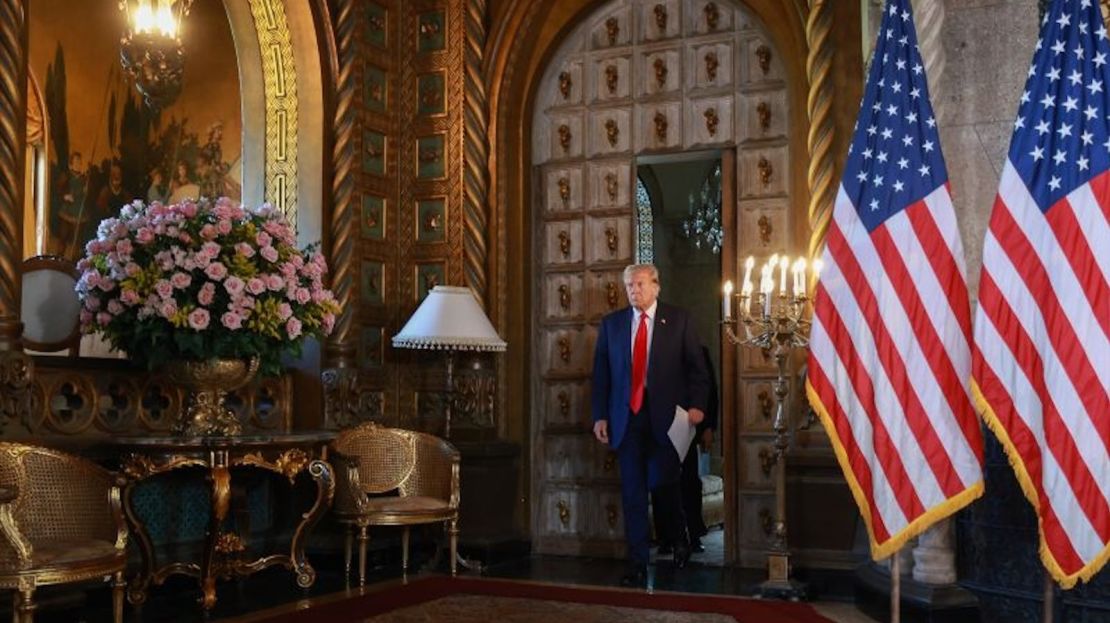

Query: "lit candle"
<box><xmin>742</xmin><ymin>256</ymin><xmax>755</xmax><ymax>297</ymax></box>
<box><xmin>722</xmin><ymin>281</ymin><xmax>733</xmax><ymax>320</ymax></box>
<box><xmin>794</xmin><ymin>258</ymin><xmax>807</xmax><ymax>298</ymax></box>
<box><xmin>778</xmin><ymin>255</ymin><xmax>789</xmax><ymax>295</ymax></box>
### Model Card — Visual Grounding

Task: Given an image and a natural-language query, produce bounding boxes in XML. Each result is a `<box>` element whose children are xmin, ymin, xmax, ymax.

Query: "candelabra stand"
<box><xmin>723</xmin><ymin>289</ymin><xmax>810</xmax><ymax>600</ymax></box>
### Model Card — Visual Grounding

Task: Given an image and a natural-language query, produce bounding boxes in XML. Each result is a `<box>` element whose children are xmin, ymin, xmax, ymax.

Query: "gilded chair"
<box><xmin>331</xmin><ymin>423</ymin><xmax>460</xmax><ymax>585</ymax></box>
<box><xmin>20</xmin><ymin>255</ymin><xmax>82</xmax><ymax>356</ymax></box>
<box><xmin>0</xmin><ymin>443</ymin><xmax>128</xmax><ymax>622</ymax></box>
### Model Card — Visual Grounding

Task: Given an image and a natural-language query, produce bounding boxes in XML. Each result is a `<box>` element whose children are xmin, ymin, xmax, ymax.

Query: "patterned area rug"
<box><xmin>240</xmin><ymin>576</ymin><xmax>834</xmax><ymax>623</ymax></box>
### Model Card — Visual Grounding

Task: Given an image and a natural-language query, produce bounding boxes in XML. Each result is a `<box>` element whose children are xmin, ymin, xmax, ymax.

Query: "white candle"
<box><xmin>778</xmin><ymin>255</ymin><xmax>789</xmax><ymax>295</ymax></box>
<box><xmin>742</xmin><ymin>256</ymin><xmax>755</xmax><ymax>297</ymax></box>
<box><xmin>722</xmin><ymin>280</ymin><xmax>733</xmax><ymax>320</ymax></box>
<box><xmin>794</xmin><ymin>258</ymin><xmax>807</xmax><ymax>298</ymax></box>
<box><xmin>763</xmin><ymin>290</ymin><xmax>772</xmax><ymax>316</ymax></box>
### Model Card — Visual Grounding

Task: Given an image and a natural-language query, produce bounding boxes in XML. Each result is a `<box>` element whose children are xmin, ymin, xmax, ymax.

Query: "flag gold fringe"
<box><xmin>972</xmin><ymin>379</ymin><xmax>1110</xmax><ymax>589</ymax></box>
<box><xmin>806</xmin><ymin>380</ymin><xmax>984</xmax><ymax>561</ymax></box>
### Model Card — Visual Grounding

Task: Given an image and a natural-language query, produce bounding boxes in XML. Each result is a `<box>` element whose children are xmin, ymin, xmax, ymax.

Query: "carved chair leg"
<box><xmin>17</xmin><ymin>587</ymin><xmax>34</xmax><ymax>623</ymax></box>
<box><xmin>449</xmin><ymin>519</ymin><xmax>459</xmax><ymax>577</ymax></box>
<box><xmin>112</xmin><ymin>570</ymin><xmax>126</xmax><ymax>623</ymax></box>
<box><xmin>358</xmin><ymin>524</ymin><xmax>369</xmax><ymax>587</ymax></box>
<box><xmin>344</xmin><ymin>525</ymin><xmax>353</xmax><ymax>582</ymax></box>
<box><xmin>402</xmin><ymin>526</ymin><xmax>410</xmax><ymax>574</ymax></box>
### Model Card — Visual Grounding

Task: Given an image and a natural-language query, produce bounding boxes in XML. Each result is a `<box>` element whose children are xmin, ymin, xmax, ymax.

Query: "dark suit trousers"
<box><xmin>653</xmin><ymin>438</ymin><xmax>708</xmax><ymax>543</ymax></box>
<box><xmin>618</xmin><ymin>395</ymin><xmax>686</xmax><ymax>564</ymax></box>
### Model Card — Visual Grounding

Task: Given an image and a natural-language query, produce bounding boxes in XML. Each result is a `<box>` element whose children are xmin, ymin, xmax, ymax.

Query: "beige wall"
<box><xmin>938</xmin><ymin>0</ymin><xmax>1038</xmax><ymax>300</ymax></box>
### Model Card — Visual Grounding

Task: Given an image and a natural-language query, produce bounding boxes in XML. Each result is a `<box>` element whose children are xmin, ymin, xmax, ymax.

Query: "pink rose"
<box><xmin>160</xmin><ymin>301</ymin><xmax>178</xmax><ymax>319</ymax></box>
<box><xmin>279</xmin><ymin>262</ymin><xmax>296</xmax><ymax>278</ymax></box>
<box><xmin>247</xmin><ymin>278</ymin><xmax>266</xmax><ymax>295</ymax></box>
<box><xmin>120</xmin><ymin>289</ymin><xmax>140</xmax><ymax>305</ymax></box>
<box><xmin>266</xmin><ymin>274</ymin><xmax>284</xmax><ymax>291</ymax></box>
<box><xmin>285</xmin><ymin>317</ymin><xmax>302</xmax><ymax>339</ymax></box>
<box><xmin>260</xmin><ymin>246</ymin><xmax>279</xmax><ymax>263</ymax></box>
<box><xmin>294</xmin><ymin>288</ymin><xmax>311</xmax><ymax>305</ymax></box>
<box><xmin>171</xmin><ymin>272</ymin><xmax>192</xmax><ymax>289</ymax></box>
<box><xmin>79</xmin><ymin>309</ymin><xmax>93</xmax><ymax>326</ymax></box>
<box><xmin>107</xmin><ymin>300</ymin><xmax>123</xmax><ymax>315</ymax></box>
<box><xmin>278</xmin><ymin>302</ymin><xmax>293</xmax><ymax>321</ymax></box>
<box><xmin>256</xmin><ymin>231</ymin><xmax>273</xmax><ymax>247</ymax></box>
<box><xmin>235</xmin><ymin>242</ymin><xmax>256</xmax><ymax>258</ymax></box>
<box><xmin>223</xmin><ymin>276</ymin><xmax>245</xmax><ymax>296</ymax></box>
<box><xmin>204</xmin><ymin>262</ymin><xmax>228</xmax><ymax>281</ymax></box>
<box><xmin>180</xmin><ymin>201</ymin><xmax>198</xmax><ymax>218</ymax></box>
<box><xmin>116</xmin><ymin>239</ymin><xmax>133</xmax><ymax>256</ymax></box>
<box><xmin>155</xmin><ymin>280</ymin><xmax>174</xmax><ymax>299</ymax></box>
<box><xmin>97</xmin><ymin>312</ymin><xmax>112</xmax><ymax>326</ymax></box>
<box><xmin>188</xmin><ymin>308</ymin><xmax>210</xmax><ymax>330</ymax></box>
<box><xmin>221</xmin><ymin>311</ymin><xmax>243</xmax><ymax>330</ymax></box>
<box><xmin>200</xmin><ymin>224</ymin><xmax>218</xmax><ymax>240</ymax></box>
<box><xmin>322</xmin><ymin>313</ymin><xmax>335</xmax><ymax>334</ymax></box>
<box><xmin>202</xmin><ymin>242</ymin><xmax>221</xmax><ymax>259</ymax></box>
<box><xmin>216</xmin><ymin>219</ymin><xmax>232</xmax><ymax>235</ymax></box>
<box><xmin>136</xmin><ymin>228</ymin><xmax>155</xmax><ymax>244</ymax></box>
<box><xmin>125</xmin><ymin>262</ymin><xmax>141</xmax><ymax>277</ymax></box>
<box><xmin>198</xmin><ymin>282</ymin><xmax>216</xmax><ymax>306</ymax></box>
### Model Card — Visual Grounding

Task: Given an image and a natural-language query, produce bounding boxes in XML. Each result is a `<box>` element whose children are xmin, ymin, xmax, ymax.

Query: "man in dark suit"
<box><xmin>591</xmin><ymin>264</ymin><xmax>710</xmax><ymax>587</ymax></box>
<box><xmin>655</xmin><ymin>345</ymin><xmax>718</xmax><ymax>554</ymax></box>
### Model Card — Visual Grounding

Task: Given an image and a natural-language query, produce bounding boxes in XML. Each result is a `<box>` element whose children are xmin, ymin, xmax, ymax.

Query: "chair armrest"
<box><xmin>108</xmin><ymin>475</ymin><xmax>128</xmax><ymax>551</ymax></box>
<box><xmin>449</xmin><ymin>453</ymin><xmax>460</xmax><ymax>510</ymax></box>
<box><xmin>333</xmin><ymin>452</ymin><xmax>370</xmax><ymax>514</ymax></box>
<box><xmin>0</xmin><ymin>490</ymin><xmax>32</xmax><ymax>567</ymax></box>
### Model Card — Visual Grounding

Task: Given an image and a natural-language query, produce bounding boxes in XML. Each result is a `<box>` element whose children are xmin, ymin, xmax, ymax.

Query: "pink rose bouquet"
<box><xmin>76</xmin><ymin>197</ymin><xmax>340</xmax><ymax>376</ymax></box>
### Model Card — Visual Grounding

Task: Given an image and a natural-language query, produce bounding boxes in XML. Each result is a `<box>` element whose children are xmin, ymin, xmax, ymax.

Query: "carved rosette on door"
<box><xmin>757</xmin><ymin>156</ymin><xmax>773</xmax><ymax>187</ymax></box>
<box><xmin>605</xmin><ymin>17</ymin><xmax>619</xmax><ymax>46</ymax></box>
<box><xmin>757</xmin><ymin>101</ymin><xmax>772</xmax><ymax>133</ymax></box>
<box><xmin>606</xmin><ymin>281</ymin><xmax>620</xmax><ymax>309</ymax></box>
<box><xmin>704</xmin><ymin>108</ymin><xmax>719</xmax><ymax>136</ymax></box>
<box><xmin>557</xmin><ymin>336</ymin><xmax>571</xmax><ymax>363</ymax></box>
<box><xmin>704</xmin><ymin>50</ymin><xmax>719</xmax><ymax>82</ymax></box>
<box><xmin>604</xmin><ymin>226</ymin><xmax>619</xmax><ymax>256</ymax></box>
<box><xmin>653</xmin><ymin>57</ymin><xmax>668</xmax><ymax>89</ymax></box>
<box><xmin>558</xmin><ymin>124</ymin><xmax>571</xmax><ymax>153</ymax></box>
<box><xmin>558</xmin><ymin>284</ymin><xmax>571</xmax><ymax>310</ymax></box>
<box><xmin>558</xmin><ymin>177</ymin><xmax>571</xmax><ymax>206</ymax></box>
<box><xmin>704</xmin><ymin>2</ymin><xmax>720</xmax><ymax>30</ymax></box>
<box><xmin>557</xmin><ymin>391</ymin><xmax>570</xmax><ymax>419</ymax></box>
<box><xmin>557</xmin><ymin>499</ymin><xmax>571</xmax><ymax>527</ymax></box>
<box><xmin>605</xmin><ymin>64</ymin><xmax>619</xmax><ymax>95</ymax></box>
<box><xmin>653</xmin><ymin>111</ymin><xmax>668</xmax><ymax>142</ymax></box>
<box><xmin>558</xmin><ymin>230</ymin><xmax>571</xmax><ymax>257</ymax></box>
<box><xmin>604</xmin><ymin>173</ymin><xmax>619</xmax><ymax>203</ymax></box>
<box><xmin>604</xmin><ymin>119</ymin><xmax>619</xmax><ymax>147</ymax></box>
<box><xmin>558</xmin><ymin>71</ymin><xmax>572</xmax><ymax>99</ymax></box>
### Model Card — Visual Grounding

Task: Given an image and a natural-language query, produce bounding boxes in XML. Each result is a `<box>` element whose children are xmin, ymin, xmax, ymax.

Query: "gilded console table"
<box><xmin>113</xmin><ymin>432</ymin><xmax>336</xmax><ymax>610</ymax></box>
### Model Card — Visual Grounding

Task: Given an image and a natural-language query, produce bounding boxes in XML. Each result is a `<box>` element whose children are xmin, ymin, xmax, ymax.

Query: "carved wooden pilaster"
<box><xmin>0</xmin><ymin>0</ymin><xmax>31</xmax><ymax>430</ymax></box>
<box><xmin>323</xmin><ymin>0</ymin><xmax>359</xmax><ymax>426</ymax></box>
<box><xmin>805</xmin><ymin>0</ymin><xmax>835</xmax><ymax>260</ymax></box>
<box><xmin>462</xmin><ymin>0</ymin><xmax>490</xmax><ymax>305</ymax></box>
<box><xmin>912</xmin><ymin>0</ymin><xmax>946</xmax><ymax>122</ymax></box>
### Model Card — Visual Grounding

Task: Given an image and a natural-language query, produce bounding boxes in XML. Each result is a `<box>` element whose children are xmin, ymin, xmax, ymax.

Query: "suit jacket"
<box><xmin>591</xmin><ymin>301</ymin><xmax>710</xmax><ymax>450</ymax></box>
<box><xmin>697</xmin><ymin>344</ymin><xmax>719</xmax><ymax>436</ymax></box>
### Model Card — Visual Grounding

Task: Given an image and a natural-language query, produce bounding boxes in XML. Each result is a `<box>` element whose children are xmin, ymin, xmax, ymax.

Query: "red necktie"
<box><xmin>630</xmin><ymin>313</ymin><xmax>648</xmax><ymax>414</ymax></box>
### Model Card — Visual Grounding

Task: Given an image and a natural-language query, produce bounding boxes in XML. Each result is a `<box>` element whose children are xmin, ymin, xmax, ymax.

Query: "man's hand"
<box><xmin>700</xmin><ymin>428</ymin><xmax>713</xmax><ymax>452</ymax></box>
<box><xmin>687</xmin><ymin>407</ymin><xmax>705</xmax><ymax>425</ymax></box>
<box><xmin>593</xmin><ymin>420</ymin><xmax>609</xmax><ymax>444</ymax></box>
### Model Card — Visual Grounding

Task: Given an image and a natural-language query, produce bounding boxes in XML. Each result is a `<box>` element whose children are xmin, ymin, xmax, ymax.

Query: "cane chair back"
<box><xmin>0</xmin><ymin>443</ymin><xmax>127</xmax><ymax>622</ymax></box>
<box><xmin>331</xmin><ymin>422</ymin><xmax>460</xmax><ymax>584</ymax></box>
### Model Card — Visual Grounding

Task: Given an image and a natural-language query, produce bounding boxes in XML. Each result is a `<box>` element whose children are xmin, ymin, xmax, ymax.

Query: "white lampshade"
<box><xmin>392</xmin><ymin>286</ymin><xmax>507</xmax><ymax>352</ymax></box>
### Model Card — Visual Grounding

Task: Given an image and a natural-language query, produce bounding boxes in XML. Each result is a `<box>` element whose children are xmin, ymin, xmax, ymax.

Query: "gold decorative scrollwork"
<box><xmin>704</xmin><ymin>51</ymin><xmax>719</xmax><ymax>82</ymax></box>
<box><xmin>757</xmin><ymin>156</ymin><xmax>773</xmax><ymax>186</ymax></box>
<box><xmin>248</xmin><ymin>0</ymin><xmax>298</xmax><ymax>220</ymax></box>
<box><xmin>215</xmin><ymin>532</ymin><xmax>247</xmax><ymax>554</ymax></box>
<box><xmin>757</xmin><ymin>101</ymin><xmax>772</xmax><ymax>132</ymax></box>
<box><xmin>557</xmin><ymin>499</ymin><xmax>570</xmax><ymax>526</ymax></box>
<box><xmin>704</xmin><ymin>108</ymin><xmax>719</xmax><ymax>136</ymax></box>
<box><xmin>606</xmin><ymin>282</ymin><xmax>620</xmax><ymax>308</ymax></box>
<box><xmin>238</xmin><ymin>449</ymin><xmax>310</xmax><ymax>483</ymax></box>
<box><xmin>604</xmin><ymin>119</ymin><xmax>619</xmax><ymax>147</ymax></box>
<box><xmin>558</xmin><ymin>177</ymin><xmax>571</xmax><ymax>205</ymax></box>
<box><xmin>757</xmin><ymin>215</ymin><xmax>773</xmax><ymax>245</ymax></box>
<box><xmin>558</xmin><ymin>124</ymin><xmax>571</xmax><ymax>153</ymax></box>
<box><xmin>558</xmin><ymin>284</ymin><xmax>571</xmax><ymax>310</ymax></box>
<box><xmin>604</xmin><ymin>226</ymin><xmax>619</xmax><ymax>254</ymax></box>
<box><xmin>756</xmin><ymin>44</ymin><xmax>772</xmax><ymax>75</ymax></box>
<box><xmin>606</xmin><ymin>503</ymin><xmax>618</xmax><ymax>529</ymax></box>
<box><xmin>604</xmin><ymin>173</ymin><xmax>618</xmax><ymax>203</ymax></box>
<box><xmin>757</xmin><ymin>389</ymin><xmax>773</xmax><ymax>419</ymax></box>
<box><xmin>557</xmin><ymin>336</ymin><xmax>571</xmax><ymax>363</ymax></box>
<box><xmin>653</xmin><ymin>111</ymin><xmax>668</xmax><ymax>142</ymax></box>
<box><xmin>653</xmin><ymin>57</ymin><xmax>668</xmax><ymax>88</ymax></box>
<box><xmin>704</xmin><ymin>2</ymin><xmax>720</xmax><ymax>30</ymax></box>
<box><xmin>558</xmin><ymin>71</ymin><xmax>572</xmax><ymax>99</ymax></box>
<box><xmin>557</xmin><ymin>391</ymin><xmax>570</xmax><ymax>418</ymax></box>
<box><xmin>605</xmin><ymin>64</ymin><xmax>618</xmax><ymax>94</ymax></box>
<box><xmin>558</xmin><ymin>230</ymin><xmax>571</xmax><ymax>257</ymax></box>
<box><xmin>653</xmin><ymin>3</ymin><xmax>667</xmax><ymax>30</ymax></box>
<box><xmin>605</xmin><ymin>16</ymin><xmax>620</xmax><ymax>46</ymax></box>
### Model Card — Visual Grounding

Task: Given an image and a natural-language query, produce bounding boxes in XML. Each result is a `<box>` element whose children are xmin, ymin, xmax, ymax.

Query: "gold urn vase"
<box><xmin>168</xmin><ymin>358</ymin><xmax>259</xmax><ymax>436</ymax></box>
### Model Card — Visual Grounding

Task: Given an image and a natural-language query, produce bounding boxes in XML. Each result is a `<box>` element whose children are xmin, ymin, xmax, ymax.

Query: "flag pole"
<box><xmin>891</xmin><ymin>551</ymin><xmax>901</xmax><ymax>623</ymax></box>
<box><xmin>1043</xmin><ymin>572</ymin><xmax>1054</xmax><ymax>623</ymax></box>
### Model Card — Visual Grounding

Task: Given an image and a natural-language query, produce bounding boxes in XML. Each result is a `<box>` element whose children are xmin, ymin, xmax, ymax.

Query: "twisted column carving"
<box><xmin>805</xmin><ymin>0</ymin><xmax>835</xmax><ymax>260</ymax></box>
<box><xmin>0</xmin><ymin>0</ymin><xmax>31</xmax><ymax>430</ymax></box>
<box><xmin>462</xmin><ymin>0</ymin><xmax>490</xmax><ymax>304</ymax></box>
<box><xmin>912</xmin><ymin>0</ymin><xmax>946</xmax><ymax>123</ymax></box>
<box><xmin>323</xmin><ymin>0</ymin><xmax>359</xmax><ymax>426</ymax></box>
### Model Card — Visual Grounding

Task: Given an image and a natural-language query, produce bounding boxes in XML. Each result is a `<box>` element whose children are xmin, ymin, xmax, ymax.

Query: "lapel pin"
<box><xmin>660</xmin><ymin>318</ymin><xmax>667</xmax><ymax>325</ymax></box>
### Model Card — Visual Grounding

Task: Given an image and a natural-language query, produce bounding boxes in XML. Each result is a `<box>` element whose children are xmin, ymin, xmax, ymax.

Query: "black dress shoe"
<box><xmin>673</xmin><ymin>542</ymin><xmax>691</xmax><ymax>569</ymax></box>
<box><xmin>620</xmin><ymin>563</ymin><xmax>648</xmax><ymax>587</ymax></box>
<box><xmin>691</xmin><ymin>538</ymin><xmax>705</xmax><ymax>553</ymax></box>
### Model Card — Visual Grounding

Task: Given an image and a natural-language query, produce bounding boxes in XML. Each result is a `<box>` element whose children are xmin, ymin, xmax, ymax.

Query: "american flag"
<box><xmin>974</xmin><ymin>0</ymin><xmax>1110</xmax><ymax>588</ymax></box>
<box><xmin>806</xmin><ymin>0</ymin><xmax>984</xmax><ymax>559</ymax></box>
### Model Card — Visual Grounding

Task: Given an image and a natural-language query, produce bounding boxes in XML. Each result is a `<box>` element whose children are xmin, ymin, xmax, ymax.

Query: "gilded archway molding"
<box><xmin>806</xmin><ymin>0</ymin><xmax>835</xmax><ymax>260</ymax></box>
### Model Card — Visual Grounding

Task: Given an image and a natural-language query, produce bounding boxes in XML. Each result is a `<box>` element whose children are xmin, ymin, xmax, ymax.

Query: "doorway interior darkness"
<box><xmin>636</xmin><ymin>151</ymin><xmax>726</xmax><ymax>565</ymax></box>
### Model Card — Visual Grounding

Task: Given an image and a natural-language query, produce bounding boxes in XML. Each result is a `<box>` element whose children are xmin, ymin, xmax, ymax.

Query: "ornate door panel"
<box><xmin>532</xmin><ymin>0</ymin><xmax>797</xmax><ymax>565</ymax></box>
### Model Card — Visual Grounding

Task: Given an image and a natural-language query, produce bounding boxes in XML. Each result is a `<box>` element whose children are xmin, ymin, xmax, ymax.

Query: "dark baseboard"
<box><xmin>854</xmin><ymin>563</ymin><xmax>980</xmax><ymax>623</ymax></box>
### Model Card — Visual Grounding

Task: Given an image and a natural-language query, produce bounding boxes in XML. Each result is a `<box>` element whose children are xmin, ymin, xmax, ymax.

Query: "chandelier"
<box><xmin>119</xmin><ymin>0</ymin><xmax>194</xmax><ymax>108</ymax></box>
<box><xmin>680</xmin><ymin>162</ymin><xmax>723</xmax><ymax>254</ymax></box>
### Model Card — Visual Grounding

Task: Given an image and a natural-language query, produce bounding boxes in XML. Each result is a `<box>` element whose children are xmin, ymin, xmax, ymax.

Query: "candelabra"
<box><xmin>721</xmin><ymin>254</ymin><xmax>817</xmax><ymax>600</ymax></box>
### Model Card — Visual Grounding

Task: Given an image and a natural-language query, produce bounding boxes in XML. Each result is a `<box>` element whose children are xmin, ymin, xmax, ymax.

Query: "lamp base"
<box><xmin>756</xmin><ymin>552</ymin><xmax>808</xmax><ymax>601</ymax></box>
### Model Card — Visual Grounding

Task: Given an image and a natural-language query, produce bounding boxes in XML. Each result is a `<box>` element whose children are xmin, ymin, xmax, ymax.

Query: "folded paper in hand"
<box><xmin>668</xmin><ymin>405</ymin><xmax>697</xmax><ymax>461</ymax></box>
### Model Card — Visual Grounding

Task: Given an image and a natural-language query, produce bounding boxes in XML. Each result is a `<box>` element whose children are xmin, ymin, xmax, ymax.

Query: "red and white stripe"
<box><xmin>974</xmin><ymin>162</ymin><xmax>1110</xmax><ymax>585</ymax></box>
<box><xmin>808</xmin><ymin>183</ymin><xmax>984</xmax><ymax>557</ymax></box>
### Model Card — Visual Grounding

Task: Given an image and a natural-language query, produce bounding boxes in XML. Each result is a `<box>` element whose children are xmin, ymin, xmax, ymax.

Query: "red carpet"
<box><xmin>240</xmin><ymin>576</ymin><xmax>834</xmax><ymax>623</ymax></box>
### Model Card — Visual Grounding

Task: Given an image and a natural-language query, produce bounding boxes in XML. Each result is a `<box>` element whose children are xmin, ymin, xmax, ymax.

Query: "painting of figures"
<box><xmin>28</xmin><ymin>0</ymin><xmax>241</xmax><ymax>260</ymax></box>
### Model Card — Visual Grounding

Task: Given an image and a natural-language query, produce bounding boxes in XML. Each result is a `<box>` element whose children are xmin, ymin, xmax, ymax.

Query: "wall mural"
<box><xmin>28</xmin><ymin>0</ymin><xmax>241</xmax><ymax>261</ymax></box>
